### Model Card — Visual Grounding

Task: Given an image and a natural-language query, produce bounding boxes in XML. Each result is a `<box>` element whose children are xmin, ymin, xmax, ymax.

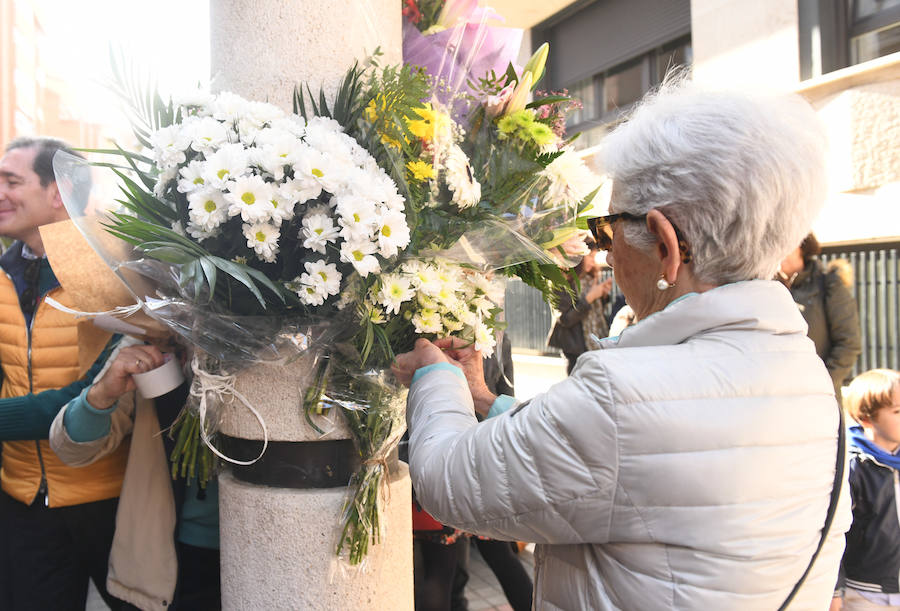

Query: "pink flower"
<box><xmin>484</xmin><ymin>82</ymin><xmax>515</xmax><ymax>119</ymax></box>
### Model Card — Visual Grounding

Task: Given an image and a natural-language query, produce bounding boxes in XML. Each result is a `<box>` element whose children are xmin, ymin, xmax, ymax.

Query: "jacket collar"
<box><xmin>600</xmin><ymin>280</ymin><xmax>808</xmax><ymax>349</ymax></box>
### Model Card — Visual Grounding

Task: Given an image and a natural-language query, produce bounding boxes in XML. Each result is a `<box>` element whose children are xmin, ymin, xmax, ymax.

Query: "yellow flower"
<box><xmin>407</xmin><ymin>160</ymin><xmax>436</xmax><ymax>182</ymax></box>
<box><xmin>408</xmin><ymin>103</ymin><xmax>451</xmax><ymax>142</ymax></box>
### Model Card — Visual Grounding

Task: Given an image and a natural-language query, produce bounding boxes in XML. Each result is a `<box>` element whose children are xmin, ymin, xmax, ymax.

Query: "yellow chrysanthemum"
<box><xmin>408</xmin><ymin>103</ymin><xmax>451</xmax><ymax>142</ymax></box>
<box><xmin>407</xmin><ymin>160</ymin><xmax>435</xmax><ymax>182</ymax></box>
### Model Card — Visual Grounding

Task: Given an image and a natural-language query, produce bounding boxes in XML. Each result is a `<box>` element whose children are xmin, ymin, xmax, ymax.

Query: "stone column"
<box><xmin>209</xmin><ymin>2</ymin><xmax>412</xmax><ymax>609</ymax></box>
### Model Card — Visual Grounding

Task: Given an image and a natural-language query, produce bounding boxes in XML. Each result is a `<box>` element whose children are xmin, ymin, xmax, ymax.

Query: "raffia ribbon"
<box><xmin>190</xmin><ymin>355</ymin><xmax>269</xmax><ymax>465</ymax></box>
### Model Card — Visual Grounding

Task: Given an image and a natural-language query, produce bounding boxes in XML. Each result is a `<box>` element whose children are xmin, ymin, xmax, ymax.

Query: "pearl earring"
<box><xmin>656</xmin><ymin>275</ymin><xmax>673</xmax><ymax>291</ymax></box>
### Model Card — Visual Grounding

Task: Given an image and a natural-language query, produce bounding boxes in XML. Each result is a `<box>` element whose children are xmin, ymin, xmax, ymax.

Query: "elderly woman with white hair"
<box><xmin>392</xmin><ymin>84</ymin><xmax>850</xmax><ymax>610</ymax></box>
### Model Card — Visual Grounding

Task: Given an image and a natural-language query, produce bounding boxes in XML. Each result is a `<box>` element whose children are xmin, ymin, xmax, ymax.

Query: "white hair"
<box><xmin>601</xmin><ymin>81</ymin><xmax>828</xmax><ymax>284</ymax></box>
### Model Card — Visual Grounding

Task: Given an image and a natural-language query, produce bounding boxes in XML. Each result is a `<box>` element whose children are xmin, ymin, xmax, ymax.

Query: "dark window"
<box><xmin>562</xmin><ymin>36</ymin><xmax>692</xmax><ymax>144</ymax></box>
<box><xmin>800</xmin><ymin>0</ymin><xmax>900</xmax><ymax>78</ymax></box>
<box><xmin>849</xmin><ymin>0</ymin><xmax>900</xmax><ymax>63</ymax></box>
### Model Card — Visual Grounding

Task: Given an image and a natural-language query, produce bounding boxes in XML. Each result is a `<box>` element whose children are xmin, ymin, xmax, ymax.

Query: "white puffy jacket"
<box><xmin>407</xmin><ymin>280</ymin><xmax>851</xmax><ymax>610</ymax></box>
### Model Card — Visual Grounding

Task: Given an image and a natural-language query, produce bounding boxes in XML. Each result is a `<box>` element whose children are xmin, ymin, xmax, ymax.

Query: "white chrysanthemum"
<box><xmin>377</xmin><ymin>274</ymin><xmax>415</xmax><ymax>315</ymax></box>
<box><xmin>225</xmin><ymin>175</ymin><xmax>276</xmax><ymax>223</ymax></box>
<box><xmin>540</xmin><ymin>148</ymin><xmax>597</xmax><ymax>207</ymax></box>
<box><xmin>245</xmin><ymin>101</ymin><xmax>284</xmax><ymax>128</ymax></box>
<box><xmin>335</xmin><ymin>195</ymin><xmax>378</xmax><ymax>242</ymax></box>
<box><xmin>300</xmin><ymin>211</ymin><xmax>340</xmax><ymax>254</ymax></box>
<box><xmin>444</xmin><ymin>144</ymin><xmax>481</xmax><ymax>209</ymax></box>
<box><xmin>243</xmin><ymin>222</ymin><xmax>280</xmax><ymax>263</ymax></box>
<box><xmin>203</xmin><ymin>143</ymin><xmax>249</xmax><ymax>189</ymax></box>
<box><xmin>375</xmin><ymin>210</ymin><xmax>410</xmax><ymax>258</ymax></box>
<box><xmin>340</xmin><ymin>239</ymin><xmax>380</xmax><ymax>277</ymax></box>
<box><xmin>267</xmin><ymin>189</ymin><xmax>295</xmax><ymax>226</ymax></box>
<box><xmin>289</xmin><ymin>260</ymin><xmax>341</xmax><ymax>306</ymax></box>
<box><xmin>270</xmin><ymin>115</ymin><xmax>306</xmax><ymax>138</ymax></box>
<box><xmin>473</xmin><ymin>322</ymin><xmax>496</xmax><ymax>356</ymax></box>
<box><xmin>441</xmin><ymin>314</ymin><xmax>465</xmax><ymax>333</ymax></box>
<box><xmin>471</xmin><ymin>272</ymin><xmax>504</xmax><ymax>303</ymax></box>
<box><xmin>304</xmin><ymin>259</ymin><xmax>342</xmax><ymax>296</ymax></box>
<box><xmin>174</xmin><ymin>90</ymin><xmax>215</xmax><ymax>111</ymax></box>
<box><xmin>412</xmin><ymin>310</ymin><xmax>443</xmax><ymax>334</ymax></box>
<box><xmin>211</xmin><ymin>91</ymin><xmax>250</xmax><ymax>123</ymax></box>
<box><xmin>151</xmin><ymin>125</ymin><xmax>191</xmax><ymax>169</ymax></box>
<box><xmin>293</xmin><ymin>146</ymin><xmax>345</xmax><ymax>195</ymax></box>
<box><xmin>404</xmin><ymin>261</ymin><xmax>442</xmax><ymax>296</ymax></box>
<box><xmin>154</xmin><ymin>165</ymin><xmax>178</xmax><ymax>197</ymax></box>
<box><xmin>187</xmin><ymin>189</ymin><xmax>229</xmax><ymax>232</ymax></box>
<box><xmin>188</xmin><ymin>117</ymin><xmax>229</xmax><ymax>153</ymax></box>
<box><xmin>177</xmin><ymin>160</ymin><xmax>208</xmax><ymax>194</ymax></box>
<box><xmin>255</xmin><ymin>133</ymin><xmax>303</xmax><ymax>180</ymax></box>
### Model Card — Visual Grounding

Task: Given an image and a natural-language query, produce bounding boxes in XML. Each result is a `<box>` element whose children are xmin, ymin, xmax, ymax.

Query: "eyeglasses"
<box><xmin>587</xmin><ymin>212</ymin><xmax>693</xmax><ymax>264</ymax></box>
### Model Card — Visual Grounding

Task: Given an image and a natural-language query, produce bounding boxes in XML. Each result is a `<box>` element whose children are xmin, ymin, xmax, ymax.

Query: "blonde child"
<box><xmin>838</xmin><ymin>369</ymin><xmax>900</xmax><ymax>610</ymax></box>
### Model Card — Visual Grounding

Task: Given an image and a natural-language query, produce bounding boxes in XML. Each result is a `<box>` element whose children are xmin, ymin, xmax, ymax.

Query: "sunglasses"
<box><xmin>587</xmin><ymin>212</ymin><xmax>693</xmax><ymax>264</ymax></box>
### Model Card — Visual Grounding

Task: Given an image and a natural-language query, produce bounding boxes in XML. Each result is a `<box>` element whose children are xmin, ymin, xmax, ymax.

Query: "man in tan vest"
<box><xmin>0</xmin><ymin>137</ymin><xmax>126</xmax><ymax>610</ymax></box>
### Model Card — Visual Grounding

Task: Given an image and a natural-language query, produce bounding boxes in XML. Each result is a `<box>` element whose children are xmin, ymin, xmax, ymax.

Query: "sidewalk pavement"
<box><xmin>466</xmin><ymin>543</ymin><xmax>536</xmax><ymax>611</ymax></box>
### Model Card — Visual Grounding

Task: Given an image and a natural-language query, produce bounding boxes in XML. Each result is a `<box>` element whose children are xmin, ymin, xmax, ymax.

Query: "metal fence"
<box><xmin>822</xmin><ymin>245</ymin><xmax>900</xmax><ymax>376</ymax></box>
<box><xmin>506</xmin><ymin>245</ymin><xmax>900</xmax><ymax>373</ymax></box>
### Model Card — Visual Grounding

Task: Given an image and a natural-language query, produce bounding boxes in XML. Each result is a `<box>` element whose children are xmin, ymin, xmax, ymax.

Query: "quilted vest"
<box><xmin>0</xmin><ymin>272</ymin><xmax>128</xmax><ymax>508</ymax></box>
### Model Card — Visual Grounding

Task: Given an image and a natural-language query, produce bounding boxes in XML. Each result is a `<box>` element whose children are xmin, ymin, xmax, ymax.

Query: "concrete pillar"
<box><xmin>209</xmin><ymin>2</ymin><xmax>412</xmax><ymax>608</ymax></box>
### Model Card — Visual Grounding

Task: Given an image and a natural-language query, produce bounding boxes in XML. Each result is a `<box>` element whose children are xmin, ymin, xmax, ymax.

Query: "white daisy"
<box><xmin>151</xmin><ymin>125</ymin><xmax>191</xmax><ymax>169</ymax></box>
<box><xmin>335</xmin><ymin>195</ymin><xmax>378</xmax><ymax>242</ymax></box>
<box><xmin>339</xmin><ymin>239</ymin><xmax>380</xmax><ymax>277</ymax></box>
<box><xmin>377</xmin><ymin>274</ymin><xmax>415</xmax><ymax>315</ymax></box>
<box><xmin>187</xmin><ymin>189</ymin><xmax>229</xmax><ymax>232</ymax></box>
<box><xmin>177</xmin><ymin>160</ymin><xmax>208</xmax><ymax>194</ymax></box>
<box><xmin>211</xmin><ymin>91</ymin><xmax>249</xmax><ymax>123</ymax></box>
<box><xmin>300</xmin><ymin>211</ymin><xmax>340</xmax><ymax>254</ymax></box>
<box><xmin>267</xmin><ymin>189</ymin><xmax>296</xmax><ymax>226</ymax></box>
<box><xmin>203</xmin><ymin>143</ymin><xmax>249</xmax><ymax>189</ymax></box>
<box><xmin>188</xmin><ymin>117</ymin><xmax>229</xmax><ymax>153</ymax></box>
<box><xmin>375</xmin><ymin>210</ymin><xmax>411</xmax><ymax>258</ymax></box>
<box><xmin>281</xmin><ymin>175</ymin><xmax>322</xmax><ymax>206</ymax></box>
<box><xmin>243</xmin><ymin>222</ymin><xmax>280</xmax><ymax>263</ymax></box>
<box><xmin>303</xmin><ymin>259</ymin><xmax>342</xmax><ymax>297</ymax></box>
<box><xmin>225</xmin><ymin>175</ymin><xmax>275</xmax><ymax>223</ymax></box>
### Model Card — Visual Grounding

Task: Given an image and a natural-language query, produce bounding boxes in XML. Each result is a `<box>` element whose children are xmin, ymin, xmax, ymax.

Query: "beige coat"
<box><xmin>49</xmin><ymin>341</ymin><xmax>177</xmax><ymax>610</ymax></box>
<box><xmin>408</xmin><ymin>280</ymin><xmax>851</xmax><ymax>610</ymax></box>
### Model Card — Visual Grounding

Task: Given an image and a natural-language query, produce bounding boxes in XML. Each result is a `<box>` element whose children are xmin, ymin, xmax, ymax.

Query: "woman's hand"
<box><xmin>86</xmin><ymin>345</ymin><xmax>167</xmax><ymax>410</ymax></box>
<box><xmin>586</xmin><ymin>277</ymin><xmax>613</xmax><ymax>303</ymax></box>
<box><xmin>391</xmin><ymin>338</ymin><xmax>451</xmax><ymax>387</ymax></box>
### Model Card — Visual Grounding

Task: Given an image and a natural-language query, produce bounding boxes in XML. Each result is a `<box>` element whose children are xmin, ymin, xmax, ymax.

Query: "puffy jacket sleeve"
<box><xmin>823</xmin><ymin>271</ymin><xmax>861</xmax><ymax>388</ymax></box>
<box><xmin>407</xmin><ymin>365</ymin><xmax>618</xmax><ymax>544</ymax></box>
<box><xmin>48</xmin><ymin>341</ymin><xmax>137</xmax><ymax>467</ymax></box>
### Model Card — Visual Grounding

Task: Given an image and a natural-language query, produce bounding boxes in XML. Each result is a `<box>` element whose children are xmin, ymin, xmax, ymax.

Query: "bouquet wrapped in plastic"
<box><xmin>53</xmin><ymin>6</ymin><xmax>600</xmax><ymax>564</ymax></box>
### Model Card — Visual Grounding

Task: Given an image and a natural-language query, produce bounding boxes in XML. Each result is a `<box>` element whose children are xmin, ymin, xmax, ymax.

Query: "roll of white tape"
<box><xmin>132</xmin><ymin>357</ymin><xmax>185</xmax><ymax>399</ymax></box>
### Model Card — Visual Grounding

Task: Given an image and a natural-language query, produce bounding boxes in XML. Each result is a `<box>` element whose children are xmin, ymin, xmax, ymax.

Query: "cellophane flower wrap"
<box><xmin>401</xmin><ymin>0</ymin><xmax>601</xmax><ymax>301</ymax></box>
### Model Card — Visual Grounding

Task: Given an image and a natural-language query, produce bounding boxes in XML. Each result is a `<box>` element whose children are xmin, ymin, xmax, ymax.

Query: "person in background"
<box><xmin>0</xmin><ymin>136</ymin><xmax>124</xmax><ymax>610</ymax></box>
<box><xmin>778</xmin><ymin>233</ymin><xmax>861</xmax><ymax>401</ymax></box>
<box><xmin>548</xmin><ymin>240</ymin><xmax>612</xmax><ymax>373</ymax></box>
<box><xmin>394</xmin><ymin>83</ymin><xmax>849</xmax><ymax>609</ymax></box>
<box><xmin>49</xmin><ymin>337</ymin><xmax>221</xmax><ymax>610</ymax></box>
<box><xmin>834</xmin><ymin>369</ymin><xmax>900</xmax><ymax>610</ymax></box>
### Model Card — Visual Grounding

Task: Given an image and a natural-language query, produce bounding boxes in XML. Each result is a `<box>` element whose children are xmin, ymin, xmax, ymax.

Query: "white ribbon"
<box><xmin>44</xmin><ymin>296</ymin><xmax>144</xmax><ymax>319</ymax></box>
<box><xmin>190</xmin><ymin>355</ymin><xmax>268</xmax><ymax>466</ymax></box>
